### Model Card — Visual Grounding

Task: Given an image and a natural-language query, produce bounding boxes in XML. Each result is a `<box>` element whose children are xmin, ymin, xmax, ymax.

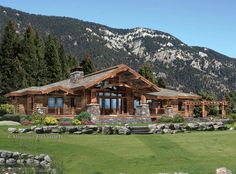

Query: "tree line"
<box><xmin>0</xmin><ymin>20</ymin><xmax>96</xmax><ymax>102</ymax></box>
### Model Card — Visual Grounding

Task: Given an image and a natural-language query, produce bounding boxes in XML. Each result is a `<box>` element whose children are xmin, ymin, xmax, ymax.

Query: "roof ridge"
<box><xmin>83</xmin><ymin>64</ymin><xmax>126</xmax><ymax>77</ymax></box>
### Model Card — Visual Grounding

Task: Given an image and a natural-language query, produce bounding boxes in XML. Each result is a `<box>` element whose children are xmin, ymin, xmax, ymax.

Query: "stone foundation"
<box><xmin>135</xmin><ymin>104</ymin><xmax>150</xmax><ymax>116</ymax></box>
<box><xmin>86</xmin><ymin>103</ymin><xmax>101</xmax><ymax>120</ymax></box>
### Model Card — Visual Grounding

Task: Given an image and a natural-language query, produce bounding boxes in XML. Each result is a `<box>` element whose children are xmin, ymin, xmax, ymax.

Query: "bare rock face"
<box><xmin>216</xmin><ymin>167</ymin><xmax>232</xmax><ymax>174</ymax></box>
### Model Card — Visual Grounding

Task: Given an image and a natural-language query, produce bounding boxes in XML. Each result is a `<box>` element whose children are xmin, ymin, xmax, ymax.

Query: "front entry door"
<box><xmin>48</xmin><ymin>97</ymin><xmax>63</xmax><ymax>115</ymax></box>
<box><xmin>98</xmin><ymin>92</ymin><xmax>127</xmax><ymax>115</ymax></box>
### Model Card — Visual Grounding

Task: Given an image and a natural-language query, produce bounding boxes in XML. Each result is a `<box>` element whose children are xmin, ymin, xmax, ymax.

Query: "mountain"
<box><xmin>0</xmin><ymin>5</ymin><xmax>236</xmax><ymax>96</ymax></box>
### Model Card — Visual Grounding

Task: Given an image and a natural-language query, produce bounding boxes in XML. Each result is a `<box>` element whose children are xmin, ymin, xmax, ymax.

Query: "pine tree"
<box><xmin>68</xmin><ymin>55</ymin><xmax>78</xmax><ymax>70</ymax></box>
<box><xmin>138</xmin><ymin>63</ymin><xmax>157</xmax><ymax>84</ymax></box>
<box><xmin>80</xmin><ymin>54</ymin><xmax>96</xmax><ymax>75</ymax></box>
<box><xmin>34</xmin><ymin>32</ymin><xmax>47</xmax><ymax>86</ymax></box>
<box><xmin>157</xmin><ymin>77</ymin><xmax>166</xmax><ymax>88</ymax></box>
<box><xmin>20</xmin><ymin>24</ymin><xmax>37</xmax><ymax>86</ymax></box>
<box><xmin>54</xmin><ymin>38</ymin><xmax>69</xmax><ymax>78</ymax></box>
<box><xmin>0</xmin><ymin>21</ymin><xmax>26</xmax><ymax>95</ymax></box>
<box><xmin>225</xmin><ymin>91</ymin><xmax>236</xmax><ymax>114</ymax></box>
<box><xmin>45</xmin><ymin>35</ymin><xmax>62</xmax><ymax>83</ymax></box>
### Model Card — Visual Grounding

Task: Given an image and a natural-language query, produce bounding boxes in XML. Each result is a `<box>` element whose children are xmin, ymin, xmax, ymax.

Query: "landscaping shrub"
<box><xmin>226</xmin><ymin>122</ymin><xmax>236</xmax><ymax>130</ymax></box>
<box><xmin>172</xmin><ymin>114</ymin><xmax>184</xmax><ymax>123</ymax></box>
<box><xmin>226</xmin><ymin>113</ymin><xmax>236</xmax><ymax>120</ymax></box>
<box><xmin>31</xmin><ymin>113</ymin><xmax>45</xmax><ymax>125</ymax></box>
<box><xmin>20</xmin><ymin>115</ymin><xmax>36</xmax><ymax>125</ymax></box>
<box><xmin>193</xmin><ymin>106</ymin><xmax>201</xmax><ymax>118</ymax></box>
<box><xmin>0</xmin><ymin>104</ymin><xmax>15</xmax><ymax>116</ymax></box>
<box><xmin>43</xmin><ymin>115</ymin><xmax>58</xmax><ymax>125</ymax></box>
<box><xmin>75</xmin><ymin>112</ymin><xmax>91</xmax><ymax>121</ymax></box>
<box><xmin>158</xmin><ymin>115</ymin><xmax>173</xmax><ymax>123</ymax></box>
<box><xmin>0</xmin><ymin>114</ymin><xmax>21</xmax><ymax>122</ymax></box>
<box><xmin>59</xmin><ymin>117</ymin><xmax>72</xmax><ymax>126</ymax></box>
<box><xmin>72</xmin><ymin>119</ymin><xmax>81</xmax><ymax>125</ymax></box>
<box><xmin>21</xmin><ymin>119</ymin><xmax>32</xmax><ymax>126</ymax></box>
<box><xmin>158</xmin><ymin>114</ymin><xmax>184</xmax><ymax>123</ymax></box>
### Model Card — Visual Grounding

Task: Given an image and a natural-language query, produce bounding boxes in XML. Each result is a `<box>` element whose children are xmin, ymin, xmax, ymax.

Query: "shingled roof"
<box><xmin>147</xmin><ymin>88</ymin><xmax>201</xmax><ymax>100</ymax></box>
<box><xmin>6</xmin><ymin>64</ymin><xmax>160</xmax><ymax>97</ymax></box>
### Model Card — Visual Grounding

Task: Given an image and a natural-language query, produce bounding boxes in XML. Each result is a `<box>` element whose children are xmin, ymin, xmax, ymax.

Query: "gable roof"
<box><xmin>6</xmin><ymin>64</ymin><xmax>160</xmax><ymax>97</ymax></box>
<box><xmin>147</xmin><ymin>88</ymin><xmax>201</xmax><ymax>100</ymax></box>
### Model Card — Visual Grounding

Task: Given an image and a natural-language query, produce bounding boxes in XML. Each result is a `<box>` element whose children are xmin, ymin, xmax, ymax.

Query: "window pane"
<box><xmin>104</xmin><ymin>92</ymin><xmax>110</xmax><ymax>96</ymax></box>
<box><xmin>111</xmin><ymin>93</ymin><xmax>116</xmax><ymax>96</ymax></box>
<box><xmin>134</xmin><ymin>99</ymin><xmax>140</xmax><ymax>108</ymax></box>
<box><xmin>105</xmin><ymin>99</ymin><xmax>110</xmax><ymax>109</ymax></box>
<box><xmin>99</xmin><ymin>98</ymin><xmax>103</xmax><ymax>108</ymax></box>
<box><xmin>111</xmin><ymin>99</ymin><xmax>116</xmax><ymax>109</ymax></box>
<box><xmin>57</xmin><ymin>98</ymin><xmax>63</xmax><ymax>108</ymax></box>
<box><xmin>48</xmin><ymin>97</ymin><xmax>55</xmax><ymax>108</ymax></box>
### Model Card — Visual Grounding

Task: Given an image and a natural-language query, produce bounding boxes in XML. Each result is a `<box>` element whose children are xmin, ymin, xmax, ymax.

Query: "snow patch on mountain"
<box><xmin>199</xmin><ymin>51</ymin><xmax>208</xmax><ymax>58</ymax></box>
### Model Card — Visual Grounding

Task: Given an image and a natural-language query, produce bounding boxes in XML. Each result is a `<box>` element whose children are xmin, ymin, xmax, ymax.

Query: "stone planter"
<box><xmin>135</xmin><ymin>104</ymin><xmax>150</xmax><ymax>116</ymax></box>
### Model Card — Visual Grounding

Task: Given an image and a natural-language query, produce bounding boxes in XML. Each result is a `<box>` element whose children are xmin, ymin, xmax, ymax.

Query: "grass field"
<box><xmin>0</xmin><ymin>126</ymin><xmax>235</xmax><ymax>174</ymax></box>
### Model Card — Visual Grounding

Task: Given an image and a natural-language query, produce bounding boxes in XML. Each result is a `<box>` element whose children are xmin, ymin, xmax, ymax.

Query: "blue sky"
<box><xmin>1</xmin><ymin>0</ymin><xmax>236</xmax><ymax>58</ymax></box>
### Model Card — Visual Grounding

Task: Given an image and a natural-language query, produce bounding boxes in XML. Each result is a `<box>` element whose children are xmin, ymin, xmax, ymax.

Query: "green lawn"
<box><xmin>0</xmin><ymin>126</ymin><xmax>235</xmax><ymax>174</ymax></box>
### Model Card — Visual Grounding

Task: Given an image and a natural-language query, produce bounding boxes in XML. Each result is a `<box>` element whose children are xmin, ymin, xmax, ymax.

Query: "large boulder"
<box><xmin>102</xmin><ymin>126</ymin><xmax>113</xmax><ymax>135</ymax></box>
<box><xmin>0</xmin><ymin>121</ymin><xmax>21</xmax><ymax>126</ymax></box>
<box><xmin>216</xmin><ymin>167</ymin><xmax>232</xmax><ymax>174</ymax></box>
<box><xmin>58</xmin><ymin>126</ymin><xmax>67</xmax><ymax>133</ymax></box>
<box><xmin>163</xmin><ymin>128</ymin><xmax>172</xmax><ymax>134</ymax></box>
<box><xmin>157</xmin><ymin>124</ymin><xmax>165</xmax><ymax>130</ymax></box>
<box><xmin>81</xmin><ymin>128</ymin><xmax>94</xmax><ymax>134</ymax></box>
<box><xmin>118</xmin><ymin>127</ymin><xmax>131</xmax><ymax>135</ymax></box>
<box><xmin>40</xmin><ymin>160</ymin><xmax>51</xmax><ymax>169</ymax></box>
<box><xmin>148</xmin><ymin>124</ymin><xmax>157</xmax><ymax>129</ymax></box>
<box><xmin>213</xmin><ymin>122</ymin><xmax>226</xmax><ymax>130</ymax></box>
<box><xmin>187</xmin><ymin>123</ymin><xmax>199</xmax><ymax>130</ymax></box>
<box><xmin>34</xmin><ymin>128</ymin><xmax>44</xmax><ymax>134</ymax></box>
<box><xmin>18</xmin><ymin>128</ymin><xmax>31</xmax><ymax>133</ymax></box>
<box><xmin>42</xmin><ymin>126</ymin><xmax>52</xmax><ymax>133</ymax></box>
<box><xmin>44</xmin><ymin>155</ymin><xmax>52</xmax><ymax>163</ymax></box>
<box><xmin>26</xmin><ymin>158</ymin><xmax>34</xmax><ymax>166</ymax></box>
<box><xmin>8</xmin><ymin>128</ymin><xmax>18</xmax><ymax>133</ymax></box>
<box><xmin>16</xmin><ymin>159</ymin><xmax>25</xmax><ymax>165</ymax></box>
<box><xmin>0</xmin><ymin>158</ymin><xmax>5</xmax><ymax>166</ymax></box>
<box><xmin>12</xmin><ymin>152</ymin><xmax>20</xmax><ymax>159</ymax></box>
<box><xmin>6</xmin><ymin>158</ymin><xmax>16</xmax><ymax>166</ymax></box>
<box><xmin>38</xmin><ymin>154</ymin><xmax>46</xmax><ymax>161</ymax></box>
<box><xmin>169</xmin><ymin>124</ymin><xmax>175</xmax><ymax>130</ymax></box>
<box><xmin>68</xmin><ymin>127</ymin><xmax>78</xmax><ymax>133</ymax></box>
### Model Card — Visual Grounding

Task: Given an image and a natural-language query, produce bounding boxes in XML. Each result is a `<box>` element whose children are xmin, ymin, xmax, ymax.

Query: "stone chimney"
<box><xmin>70</xmin><ymin>67</ymin><xmax>84</xmax><ymax>83</ymax></box>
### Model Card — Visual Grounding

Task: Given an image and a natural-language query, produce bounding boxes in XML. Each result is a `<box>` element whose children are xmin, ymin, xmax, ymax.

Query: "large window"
<box><xmin>57</xmin><ymin>98</ymin><xmax>63</xmax><ymax>108</ymax></box>
<box><xmin>48</xmin><ymin>97</ymin><xmax>63</xmax><ymax>108</ymax></box>
<box><xmin>97</xmin><ymin>91</ymin><xmax>127</xmax><ymax>115</ymax></box>
<box><xmin>48</xmin><ymin>97</ymin><xmax>55</xmax><ymax>108</ymax></box>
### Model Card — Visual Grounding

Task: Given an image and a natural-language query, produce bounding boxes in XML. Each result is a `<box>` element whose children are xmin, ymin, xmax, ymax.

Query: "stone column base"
<box><xmin>135</xmin><ymin>104</ymin><xmax>150</xmax><ymax>116</ymax></box>
<box><xmin>86</xmin><ymin>103</ymin><xmax>101</xmax><ymax>120</ymax></box>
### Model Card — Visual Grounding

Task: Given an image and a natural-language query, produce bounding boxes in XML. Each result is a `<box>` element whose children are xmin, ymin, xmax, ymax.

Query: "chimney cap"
<box><xmin>70</xmin><ymin>66</ymin><xmax>83</xmax><ymax>73</ymax></box>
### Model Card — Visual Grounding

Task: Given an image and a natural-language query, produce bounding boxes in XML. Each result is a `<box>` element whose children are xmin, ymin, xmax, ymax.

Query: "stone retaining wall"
<box><xmin>0</xmin><ymin>150</ymin><xmax>55</xmax><ymax>174</ymax></box>
<box><xmin>7</xmin><ymin>121</ymin><xmax>230</xmax><ymax>135</ymax></box>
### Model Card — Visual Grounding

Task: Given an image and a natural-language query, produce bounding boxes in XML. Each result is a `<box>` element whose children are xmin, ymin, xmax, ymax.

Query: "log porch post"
<box><xmin>184</xmin><ymin>102</ymin><xmax>189</xmax><ymax>117</ymax></box>
<box><xmin>202</xmin><ymin>101</ymin><xmax>207</xmax><ymax>117</ymax></box>
<box><xmin>91</xmin><ymin>89</ymin><xmax>98</xmax><ymax>104</ymax></box>
<box><xmin>221</xmin><ymin>103</ymin><xmax>226</xmax><ymax>118</ymax></box>
<box><xmin>140</xmin><ymin>94</ymin><xmax>147</xmax><ymax>104</ymax></box>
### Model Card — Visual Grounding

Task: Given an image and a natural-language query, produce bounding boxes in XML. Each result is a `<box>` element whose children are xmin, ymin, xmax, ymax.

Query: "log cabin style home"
<box><xmin>6</xmin><ymin>64</ymin><xmax>226</xmax><ymax>119</ymax></box>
